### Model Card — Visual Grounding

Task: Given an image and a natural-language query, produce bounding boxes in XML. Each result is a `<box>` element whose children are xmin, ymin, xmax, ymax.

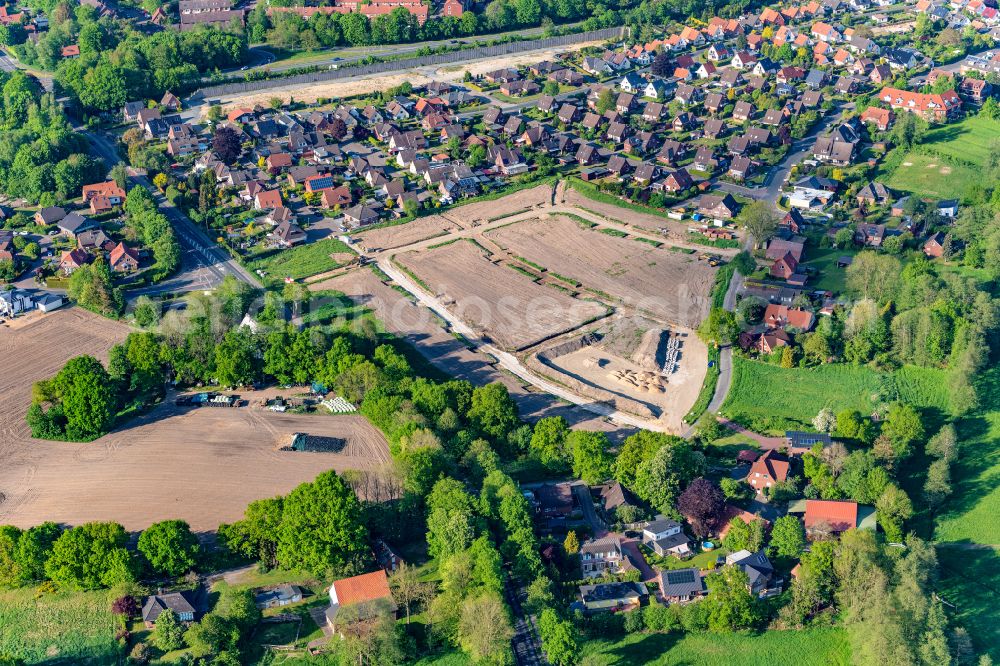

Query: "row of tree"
<box><xmin>0</xmin><ymin>518</ymin><xmax>200</xmax><ymax>590</ymax></box>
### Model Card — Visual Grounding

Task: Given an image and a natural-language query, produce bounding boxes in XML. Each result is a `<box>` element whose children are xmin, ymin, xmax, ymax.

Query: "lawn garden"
<box><xmin>881</xmin><ymin>115</ymin><xmax>1000</xmax><ymax>200</ymax></box>
<box><xmin>580</xmin><ymin>627</ymin><xmax>850</xmax><ymax>665</ymax></box>
<box><xmin>937</xmin><ymin>546</ymin><xmax>1000</xmax><ymax>661</ymax></box>
<box><xmin>720</xmin><ymin>357</ymin><xmax>951</xmax><ymax>432</ymax></box>
<box><xmin>934</xmin><ymin>368</ymin><xmax>1000</xmax><ymax>546</ymax></box>
<box><xmin>247</xmin><ymin>237</ymin><xmax>354</xmax><ymax>283</ymax></box>
<box><xmin>0</xmin><ymin>586</ymin><xmax>118</xmax><ymax>664</ymax></box>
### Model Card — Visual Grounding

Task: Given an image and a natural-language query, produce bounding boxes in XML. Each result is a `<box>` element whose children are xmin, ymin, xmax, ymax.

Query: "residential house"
<box><xmin>800</xmin><ymin>499</ymin><xmax>872</xmax><ymax>537</ymax></box>
<box><xmin>35</xmin><ymin>206</ymin><xmax>67</xmax><ymax>227</ymax></box>
<box><xmin>642</xmin><ymin>517</ymin><xmax>692</xmax><ymax>558</ymax></box>
<box><xmin>535</xmin><ymin>482</ymin><xmax>574</xmax><ymax>518</ymax></box>
<box><xmin>697</xmin><ymin>193</ymin><xmax>739</xmax><ymax>221</ymax></box>
<box><xmin>733</xmin><ymin>101</ymin><xmax>755</xmax><ymax>121</ymax></box>
<box><xmin>254</xmin><ymin>585</ymin><xmax>305</xmax><ymax>609</ymax></box>
<box><xmin>659</xmin><ymin>568</ymin><xmax>707</xmax><ymax>603</ymax></box>
<box><xmin>763</xmin><ymin>304</ymin><xmax>815</xmax><ymax>331</ymax></box>
<box><xmin>580</xmin><ymin>536</ymin><xmax>629</xmax><ymax>578</ymax></box>
<box><xmin>60</xmin><ymin>248</ymin><xmax>92</xmax><ymax>275</ymax></box>
<box><xmin>857</xmin><ymin>181</ymin><xmax>893</xmax><ymax>206</ymax></box>
<box><xmin>855</xmin><ymin>222</ymin><xmax>887</xmax><ymax>247</ymax></box>
<box><xmin>924</xmin><ymin>231</ymin><xmax>948</xmax><ymax>257</ymax></box>
<box><xmin>109</xmin><ymin>243</ymin><xmax>140</xmax><ymax>273</ymax></box>
<box><xmin>860</xmin><ymin>106</ymin><xmax>894</xmax><ymax>131</ymax></box>
<box><xmin>703</xmin><ymin>118</ymin><xmax>727</xmax><ymax>139</ymax></box>
<box><xmin>343</xmin><ymin>204</ymin><xmax>380</xmax><ymax>228</ymax></box>
<box><xmin>938</xmin><ymin>199</ymin><xmax>959</xmax><ymax>218</ymax></box>
<box><xmin>745</xmin><ymin>450</ymin><xmax>790</xmax><ymax>491</ymax></box>
<box><xmin>254</xmin><ymin>189</ymin><xmax>283</xmax><ymax>210</ymax></box>
<box><xmin>598</xmin><ymin>481</ymin><xmax>640</xmax><ymax>523</ymax></box>
<box><xmin>693</xmin><ymin>146</ymin><xmax>719</xmax><ymax>172</ymax></box>
<box><xmin>57</xmin><ymin>213</ymin><xmax>98</xmax><ymax>238</ymax></box>
<box><xmin>142</xmin><ymin>591</ymin><xmax>197</xmax><ymax>627</ymax></box>
<box><xmin>582</xmin><ymin>56</ymin><xmax>612</xmax><ymax>75</ymax></box>
<box><xmin>577</xmin><ymin>582</ymin><xmax>648</xmax><ymax>614</ymax></box>
<box><xmin>325</xmin><ymin>570</ymin><xmax>396</xmax><ymax>631</ymax></box>
<box><xmin>0</xmin><ymin>289</ymin><xmax>34</xmax><ymax>317</ymax></box>
<box><xmin>786</xmin><ymin>430</ymin><xmax>832</xmax><ymax>452</ymax></box>
<box><xmin>959</xmin><ymin>77</ymin><xmax>992</xmax><ymax>103</ymax></box>
<box><xmin>770</xmin><ymin>252</ymin><xmax>800</xmax><ymax>280</ymax></box>
<box><xmin>272</xmin><ymin>220</ymin><xmax>306</xmax><ymax>247</ymax></box>
<box><xmin>161</xmin><ymin>91</ymin><xmax>181</xmax><ymax>111</ymax></box>
<box><xmin>726</xmin><ymin>550</ymin><xmax>783</xmax><ymax>597</ymax></box>
<box><xmin>812</xmin><ymin>135</ymin><xmax>856</xmax><ymax>165</ymax></box>
<box><xmin>321</xmin><ymin>186</ymin><xmax>353</xmax><ymax>209</ymax></box>
<box><xmin>877</xmin><ymin>87</ymin><xmax>963</xmax><ymax>122</ymax></box>
<box><xmin>619</xmin><ymin>72</ymin><xmax>645</xmax><ymax>94</ymax></box>
<box><xmin>644</xmin><ymin>79</ymin><xmax>674</xmax><ymax>100</ymax></box>
<box><xmin>728</xmin><ymin>155</ymin><xmax>753</xmax><ymax>180</ymax></box>
<box><xmin>558</xmin><ymin>103</ymin><xmax>580</xmax><ymax>125</ymax></box>
<box><xmin>616</xmin><ymin>93</ymin><xmax>636</xmax><ymax>114</ymax></box>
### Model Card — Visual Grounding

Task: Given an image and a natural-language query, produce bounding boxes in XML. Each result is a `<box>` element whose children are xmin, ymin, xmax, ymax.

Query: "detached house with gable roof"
<box><xmin>745</xmin><ymin>450</ymin><xmax>790</xmax><ymax>491</ymax></box>
<box><xmin>326</xmin><ymin>570</ymin><xmax>396</xmax><ymax>632</ymax></box>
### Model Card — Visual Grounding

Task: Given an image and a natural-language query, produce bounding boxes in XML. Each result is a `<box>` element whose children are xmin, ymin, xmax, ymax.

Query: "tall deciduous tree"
<box><xmin>568</xmin><ymin>430</ymin><xmax>612</xmax><ymax>484</ymax></box>
<box><xmin>137</xmin><ymin>520</ymin><xmax>200</xmax><ymax>577</ymax></box>
<box><xmin>769</xmin><ymin>515</ymin><xmax>805</xmax><ymax>558</ymax></box>
<box><xmin>538</xmin><ymin>608</ymin><xmax>580</xmax><ymax>666</ymax></box>
<box><xmin>151</xmin><ymin>608</ymin><xmax>185</xmax><ymax>651</ymax></box>
<box><xmin>276</xmin><ymin>471</ymin><xmax>368</xmax><ymax>575</ymax></box>
<box><xmin>212</xmin><ymin>126</ymin><xmax>243</xmax><ymax>164</ymax></box>
<box><xmin>738</xmin><ymin>200</ymin><xmax>778</xmax><ymax>247</ymax></box>
<box><xmin>45</xmin><ymin>522</ymin><xmax>134</xmax><ymax>590</ymax></box>
<box><xmin>677</xmin><ymin>478</ymin><xmax>724</xmax><ymax>538</ymax></box>
<box><xmin>457</xmin><ymin>593</ymin><xmax>514</xmax><ymax>665</ymax></box>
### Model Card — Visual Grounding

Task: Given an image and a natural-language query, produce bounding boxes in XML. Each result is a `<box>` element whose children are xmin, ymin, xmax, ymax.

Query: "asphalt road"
<box><xmin>84</xmin><ymin>130</ymin><xmax>262</xmax><ymax>295</ymax></box>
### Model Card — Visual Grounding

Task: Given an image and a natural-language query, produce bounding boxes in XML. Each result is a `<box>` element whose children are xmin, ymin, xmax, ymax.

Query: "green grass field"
<box><xmin>882</xmin><ymin>115</ymin><xmax>1000</xmax><ymax>199</ymax></box>
<box><xmin>720</xmin><ymin>358</ymin><xmax>951</xmax><ymax>430</ymax></box>
<box><xmin>581</xmin><ymin>627</ymin><xmax>850</xmax><ymax>665</ymax></box>
<box><xmin>937</xmin><ymin>546</ymin><xmax>1000</xmax><ymax>661</ymax></box>
<box><xmin>0</xmin><ymin>587</ymin><xmax>118</xmax><ymax>664</ymax></box>
<box><xmin>799</xmin><ymin>246</ymin><xmax>859</xmax><ymax>293</ymax></box>
<box><xmin>920</xmin><ymin>115</ymin><xmax>999</xmax><ymax>167</ymax></box>
<box><xmin>934</xmin><ymin>368</ymin><xmax>1000</xmax><ymax>545</ymax></box>
<box><xmin>882</xmin><ymin>153</ymin><xmax>973</xmax><ymax>200</ymax></box>
<box><xmin>248</xmin><ymin>237</ymin><xmax>353</xmax><ymax>282</ymax></box>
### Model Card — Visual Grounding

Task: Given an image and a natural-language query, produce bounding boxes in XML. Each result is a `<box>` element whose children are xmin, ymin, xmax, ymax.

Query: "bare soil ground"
<box><xmin>0</xmin><ymin>406</ymin><xmax>389</xmax><ymax>532</ymax></box>
<box><xmin>309</xmin><ymin>267</ymin><xmax>624</xmax><ymax>435</ymax></box>
<box><xmin>541</xmin><ymin>329</ymin><xmax>707</xmax><ymax>433</ymax></box>
<box><xmin>561</xmin><ymin>186</ymin><xmax>691</xmax><ymax>238</ymax></box>
<box><xmin>0</xmin><ymin>308</ymin><xmax>128</xmax><ymax>450</ymax></box>
<box><xmin>213</xmin><ymin>41</ymin><xmax>605</xmax><ymax>111</ymax></box>
<box><xmin>485</xmin><ymin>215</ymin><xmax>715</xmax><ymax>328</ymax></box>
<box><xmin>442</xmin><ymin>183</ymin><xmax>555</xmax><ymax>228</ymax></box>
<box><xmin>0</xmin><ymin>309</ymin><xmax>390</xmax><ymax>532</ymax></box>
<box><xmin>396</xmin><ymin>239</ymin><xmax>607</xmax><ymax>350</ymax></box>
<box><xmin>355</xmin><ymin>215</ymin><xmax>459</xmax><ymax>250</ymax></box>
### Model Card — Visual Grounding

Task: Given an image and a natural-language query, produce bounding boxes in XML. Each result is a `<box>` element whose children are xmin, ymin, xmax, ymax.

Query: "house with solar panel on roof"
<box><xmin>659</xmin><ymin>568</ymin><xmax>707</xmax><ymax>604</ymax></box>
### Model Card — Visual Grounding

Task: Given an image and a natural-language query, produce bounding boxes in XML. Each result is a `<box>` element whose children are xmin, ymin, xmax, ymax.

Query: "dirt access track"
<box><xmin>209</xmin><ymin>40</ymin><xmax>606</xmax><ymax>111</ymax></box>
<box><xmin>485</xmin><ymin>214</ymin><xmax>715</xmax><ymax>329</ymax></box>
<box><xmin>0</xmin><ymin>309</ymin><xmax>390</xmax><ymax>533</ymax></box>
<box><xmin>395</xmin><ymin>239</ymin><xmax>608</xmax><ymax>350</ymax></box>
